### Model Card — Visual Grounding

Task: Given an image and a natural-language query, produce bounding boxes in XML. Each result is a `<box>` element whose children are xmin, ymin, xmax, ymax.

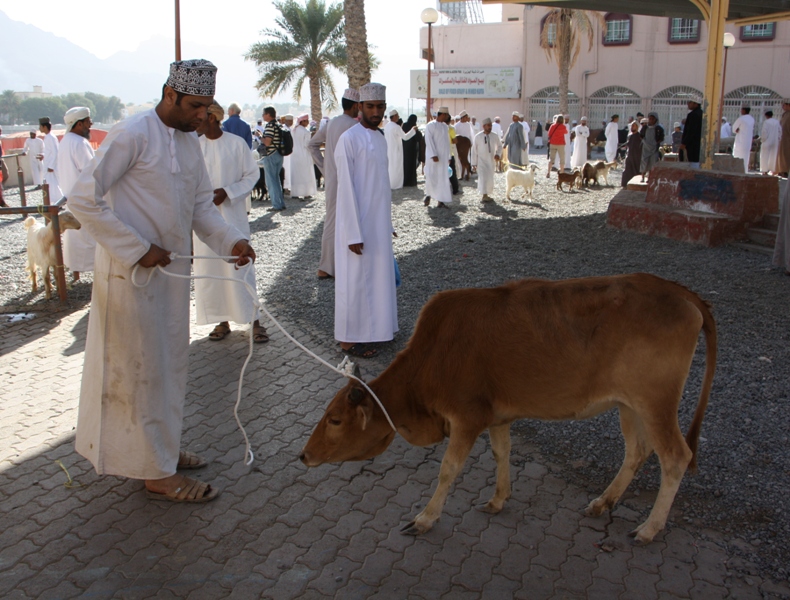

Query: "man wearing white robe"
<box><xmin>67</xmin><ymin>59</ymin><xmax>255</xmax><ymax>503</ymax></box>
<box><xmin>308</xmin><ymin>89</ymin><xmax>359</xmax><ymax>279</ymax></box>
<box><xmin>58</xmin><ymin>107</ymin><xmax>97</xmax><ymax>281</ymax></box>
<box><xmin>571</xmin><ymin>117</ymin><xmax>590</xmax><ymax>169</ymax></box>
<box><xmin>759</xmin><ymin>110</ymin><xmax>782</xmax><ymax>174</ymax></box>
<box><xmin>384</xmin><ymin>109</ymin><xmax>416</xmax><ymax>190</ymax></box>
<box><xmin>491</xmin><ymin>117</ymin><xmax>503</xmax><ymax>138</ymax></box>
<box><xmin>471</xmin><ymin>118</ymin><xmax>501</xmax><ymax>202</ymax></box>
<box><xmin>520</xmin><ymin>114</ymin><xmax>531</xmax><ymax>157</ymax></box>
<box><xmin>423</xmin><ymin>107</ymin><xmax>453</xmax><ymax>208</ymax></box>
<box><xmin>720</xmin><ymin>117</ymin><xmax>732</xmax><ymax>139</ymax></box>
<box><xmin>605</xmin><ymin>115</ymin><xmax>620</xmax><ymax>164</ymax></box>
<box><xmin>732</xmin><ymin>106</ymin><xmax>755</xmax><ymax>173</ymax></box>
<box><xmin>290</xmin><ymin>114</ymin><xmax>318</xmax><ymax>198</ymax></box>
<box><xmin>334</xmin><ymin>83</ymin><xmax>397</xmax><ymax>358</ymax></box>
<box><xmin>39</xmin><ymin>117</ymin><xmax>62</xmax><ymax>198</ymax></box>
<box><xmin>193</xmin><ymin>101</ymin><xmax>263</xmax><ymax>344</ymax></box>
<box><xmin>23</xmin><ymin>132</ymin><xmax>45</xmax><ymax>189</ymax></box>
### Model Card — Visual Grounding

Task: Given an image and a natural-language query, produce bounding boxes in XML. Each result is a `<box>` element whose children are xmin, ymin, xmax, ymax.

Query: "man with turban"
<box><xmin>23</xmin><ymin>131</ymin><xmax>45</xmax><ymax>190</ymax></box>
<box><xmin>333</xmin><ymin>83</ymin><xmax>398</xmax><ymax>358</ymax></box>
<box><xmin>571</xmin><ymin>117</ymin><xmax>590</xmax><ymax>169</ymax></box>
<box><xmin>194</xmin><ymin>100</ymin><xmax>263</xmax><ymax>344</ymax></box>
<box><xmin>423</xmin><ymin>107</ymin><xmax>453</xmax><ymax>208</ymax></box>
<box><xmin>290</xmin><ymin>113</ymin><xmax>317</xmax><ymax>198</ymax></box>
<box><xmin>470</xmin><ymin>118</ymin><xmax>501</xmax><ymax>202</ymax></box>
<box><xmin>639</xmin><ymin>112</ymin><xmax>665</xmax><ymax>182</ymax></box>
<box><xmin>58</xmin><ymin>106</ymin><xmax>97</xmax><ymax>282</ymax></box>
<box><xmin>308</xmin><ymin>88</ymin><xmax>359</xmax><ymax>279</ymax></box>
<box><xmin>67</xmin><ymin>59</ymin><xmax>256</xmax><ymax>503</ymax></box>
<box><xmin>503</xmin><ymin>112</ymin><xmax>527</xmax><ymax>167</ymax></box>
<box><xmin>38</xmin><ymin>116</ymin><xmax>61</xmax><ymax>198</ymax></box>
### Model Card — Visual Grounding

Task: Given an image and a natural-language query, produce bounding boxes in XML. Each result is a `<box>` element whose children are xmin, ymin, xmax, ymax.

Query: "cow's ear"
<box><xmin>352</xmin><ymin>364</ymin><xmax>363</xmax><ymax>381</ymax></box>
<box><xmin>348</xmin><ymin>386</ymin><xmax>365</xmax><ymax>405</ymax></box>
<box><xmin>356</xmin><ymin>401</ymin><xmax>373</xmax><ymax>430</ymax></box>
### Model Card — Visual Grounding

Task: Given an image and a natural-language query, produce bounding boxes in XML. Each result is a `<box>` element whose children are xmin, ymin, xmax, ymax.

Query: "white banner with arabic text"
<box><xmin>410</xmin><ymin>68</ymin><xmax>521</xmax><ymax>99</ymax></box>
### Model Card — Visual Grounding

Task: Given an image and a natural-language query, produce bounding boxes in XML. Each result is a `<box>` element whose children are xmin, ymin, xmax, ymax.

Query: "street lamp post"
<box><xmin>421</xmin><ymin>8</ymin><xmax>439</xmax><ymax>122</ymax></box>
<box><xmin>717</xmin><ymin>32</ymin><xmax>735</xmax><ymax>151</ymax></box>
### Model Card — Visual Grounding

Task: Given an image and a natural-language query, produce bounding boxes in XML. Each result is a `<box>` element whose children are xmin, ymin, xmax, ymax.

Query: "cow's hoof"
<box><xmin>477</xmin><ymin>500</ymin><xmax>504</xmax><ymax>514</ymax></box>
<box><xmin>584</xmin><ymin>498</ymin><xmax>609</xmax><ymax>517</ymax></box>
<box><xmin>400</xmin><ymin>515</ymin><xmax>434</xmax><ymax>535</ymax></box>
<box><xmin>628</xmin><ymin>523</ymin><xmax>657</xmax><ymax>545</ymax></box>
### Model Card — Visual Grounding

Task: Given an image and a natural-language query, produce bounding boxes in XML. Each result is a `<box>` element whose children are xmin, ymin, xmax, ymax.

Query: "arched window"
<box><xmin>603</xmin><ymin>13</ymin><xmax>632</xmax><ymax>46</ymax></box>
<box><xmin>724</xmin><ymin>85</ymin><xmax>782</xmax><ymax>129</ymax></box>
<box><xmin>588</xmin><ymin>86</ymin><xmax>642</xmax><ymax>126</ymax></box>
<box><xmin>668</xmin><ymin>18</ymin><xmax>701</xmax><ymax>43</ymax></box>
<box><xmin>652</xmin><ymin>86</ymin><xmax>703</xmax><ymax>127</ymax></box>
<box><xmin>529</xmin><ymin>86</ymin><xmax>580</xmax><ymax>124</ymax></box>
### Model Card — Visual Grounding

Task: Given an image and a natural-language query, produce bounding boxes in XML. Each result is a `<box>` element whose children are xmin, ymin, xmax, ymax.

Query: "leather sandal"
<box><xmin>145</xmin><ymin>476</ymin><xmax>220</xmax><ymax>503</ymax></box>
<box><xmin>177</xmin><ymin>450</ymin><xmax>207</xmax><ymax>470</ymax></box>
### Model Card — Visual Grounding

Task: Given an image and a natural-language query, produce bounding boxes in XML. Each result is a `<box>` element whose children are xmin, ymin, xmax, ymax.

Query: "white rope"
<box><xmin>130</xmin><ymin>253</ymin><xmax>397</xmax><ymax>466</ymax></box>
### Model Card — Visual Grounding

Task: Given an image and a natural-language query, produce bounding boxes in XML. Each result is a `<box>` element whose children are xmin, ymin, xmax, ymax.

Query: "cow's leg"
<box><xmin>480</xmin><ymin>424</ymin><xmax>511</xmax><ymax>513</ymax></box>
<box><xmin>402</xmin><ymin>428</ymin><xmax>480</xmax><ymax>535</ymax></box>
<box><xmin>630</xmin><ymin>415</ymin><xmax>692</xmax><ymax>544</ymax></box>
<box><xmin>586</xmin><ymin>405</ymin><xmax>652</xmax><ymax>518</ymax></box>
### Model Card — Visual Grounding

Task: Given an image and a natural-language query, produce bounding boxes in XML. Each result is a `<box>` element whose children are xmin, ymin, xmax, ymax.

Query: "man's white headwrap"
<box><xmin>437</xmin><ymin>106</ymin><xmax>450</xmax><ymax>115</ymax></box>
<box><xmin>64</xmin><ymin>106</ymin><xmax>90</xmax><ymax>131</ymax></box>
<box><xmin>459</xmin><ymin>110</ymin><xmax>468</xmax><ymax>118</ymax></box>
<box><xmin>512</xmin><ymin>111</ymin><xmax>519</xmax><ymax>117</ymax></box>
<box><xmin>359</xmin><ymin>83</ymin><xmax>386</xmax><ymax>102</ymax></box>
<box><xmin>482</xmin><ymin>117</ymin><xmax>492</xmax><ymax>125</ymax></box>
<box><xmin>388</xmin><ymin>109</ymin><xmax>398</xmax><ymax>117</ymax></box>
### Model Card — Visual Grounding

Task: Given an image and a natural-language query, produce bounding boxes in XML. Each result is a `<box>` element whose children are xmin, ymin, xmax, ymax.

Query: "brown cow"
<box><xmin>300</xmin><ymin>274</ymin><xmax>717</xmax><ymax>544</ymax></box>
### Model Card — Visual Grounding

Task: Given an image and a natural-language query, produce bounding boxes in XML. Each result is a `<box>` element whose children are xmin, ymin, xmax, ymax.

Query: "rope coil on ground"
<box><xmin>130</xmin><ymin>254</ymin><xmax>397</xmax><ymax>466</ymax></box>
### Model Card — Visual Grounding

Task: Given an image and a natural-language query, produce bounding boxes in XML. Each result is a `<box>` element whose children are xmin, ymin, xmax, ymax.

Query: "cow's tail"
<box><xmin>684</xmin><ymin>293</ymin><xmax>717</xmax><ymax>473</ymax></box>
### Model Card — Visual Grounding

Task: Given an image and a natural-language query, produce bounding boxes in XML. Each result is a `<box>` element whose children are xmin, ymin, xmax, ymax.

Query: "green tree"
<box><xmin>18</xmin><ymin>97</ymin><xmax>68</xmax><ymax>125</ymax></box>
<box><xmin>540</xmin><ymin>9</ymin><xmax>602</xmax><ymax>115</ymax></box>
<box><xmin>0</xmin><ymin>90</ymin><xmax>20</xmax><ymax>125</ymax></box>
<box><xmin>246</xmin><ymin>0</ymin><xmax>348</xmax><ymax>122</ymax></box>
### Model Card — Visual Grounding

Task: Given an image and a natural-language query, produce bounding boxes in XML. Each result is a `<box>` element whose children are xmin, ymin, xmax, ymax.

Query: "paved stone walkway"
<box><xmin>3</xmin><ymin>167</ymin><xmax>790</xmax><ymax>599</ymax></box>
<box><xmin>2</xmin><ymin>301</ymin><xmax>789</xmax><ymax>600</ymax></box>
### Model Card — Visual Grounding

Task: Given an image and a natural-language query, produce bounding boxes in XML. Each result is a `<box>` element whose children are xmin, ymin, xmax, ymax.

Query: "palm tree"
<box><xmin>343</xmin><ymin>0</ymin><xmax>371</xmax><ymax>89</ymax></box>
<box><xmin>539</xmin><ymin>10</ymin><xmax>602</xmax><ymax>115</ymax></box>
<box><xmin>246</xmin><ymin>0</ymin><xmax>347</xmax><ymax>122</ymax></box>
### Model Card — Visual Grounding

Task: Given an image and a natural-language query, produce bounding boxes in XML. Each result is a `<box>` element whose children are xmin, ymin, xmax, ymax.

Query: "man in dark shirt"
<box><xmin>260</xmin><ymin>106</ymin><xmax>285</xmax><ymax>211</ymax></box>
<box><xmin>222</xmin><ymin>103</ymin><xmax>253</xmax><ymax>149</ymax></box>
<box><xmin>680</xmin><ymin>97</ymin><xmax>703</xmax><ymax>169</ymax></box>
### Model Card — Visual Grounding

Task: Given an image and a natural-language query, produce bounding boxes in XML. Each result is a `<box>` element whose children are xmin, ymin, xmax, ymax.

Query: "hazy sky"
<box><xmin>0</xmin><ymin>0</ymin><xmax>501</xmax><ymax>109</ymax></box>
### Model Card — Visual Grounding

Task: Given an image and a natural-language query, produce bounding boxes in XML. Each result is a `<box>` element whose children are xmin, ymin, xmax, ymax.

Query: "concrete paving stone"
<box><xmin>480</xmin><ymin>574</ymin><xmax>522</xmax><ymax>598</ymax></box>
<box><xmin>283</xmin><ymin>515</ymin><xmax>334</xmax><ymax>550</ymax></box>
<box><xmin>433</xmin><ymin>531</ymin><xmax>477</xmax><ymax>568</ymax></box>
<box><xmin>494</xmin><ymin>543</ymin><xmax>538</xmax><ymax>583</ymax></box>
<box><xmin>627</xmin><ymin>541</ymin><xmax>667</xmax><ymax>575</ymax></box>
<box><xmin>116</xmin><ymin>543</ymin><xmax>173</xmax><ymax>579</ymax></box>
<box><xmin>592</xmin><ymin>548</ymin><xmax>632</xmax><ymax>585</ymax></box>
<box><xmin>370</xmin><ymin>504</ymin><xmax>413</xmax><ymax>537</ymax></box>
<box><xmin>123</xmin><ymin>562</ymin><xmax>186</xmax><ymax>597</ymax></box>
<box><xmin>338</xmin><ymin>527</ymin><xmax>387</xmax><ymax>563</ymax></box>
<box><xmin>369</xmin><ymin>572</ymin><xmax>422</xmax><ymax>600</ymax></box>
<box><xmin>451</xmin><ymin>551</ymin><xmax>499</xmax><ymax>591</ymax></box>
<box><xmin>35</xmin><ymin>580</ymin><xmax>84</xmax><ymax>600</ymax></box>
<box><xmin>656</xmin><ymin>557</ymin><xmax>696</xmax><ymax>597</ymax></box>
<box><xmin>325</xmin><ymin>509</ymin><xmax>374</xmax><ymax>541</ymax></box>
<box><xmin>692</xmin><ymin>543</ymin><xmax>729</xmax><ymax>585</ymax></box>
<box><xmin>0</xmin><ymin>539</ymin><xmax>38</xmax><ymax>571</ymax></box>
<box><xmin>521</xmin><ymin>461</ymin><xmax>549</xmax><ymax>481</ymax></box>
<box><xmin>304</xmin><ymin>556</ymin><xmax>362</xmax><ymax>597</ymax></box>
<box><xmin>295</xmin><ymin>533</ymin><xmax>346</xmax><ymax>571</ymax></box>
<box><xmin>407</xmin><ymin>561</ymin><xmax>459</xmax><ymax>599</ymax></box>
<box><xmin>252</xmin><ymin>542</ymin><xmax>309</xmax><ymax>581</ymax></box>
<box><xmin>689</xmin><ymin>579</ymin><xmax>729</xmax><ymax>599</ymax></box>
<box><xmin>351</xmin><ymin>548</ymin><xmax>402</xmax><ymax>587</ymax></box>
<box><xmin>30</xmin><ymin>494</ymin><xmax>86</xmax><ymax>526</ymax></box>
<box><xmin>263</xmin><ymin>565</ymin><xmax>318</xmax><ymax>600</ymax></box>
<box><xmin>392</xmin><ymin>539</ymin><xmax>440</xmax><ymax>577</ymax></box>
<box><xmin>568</xmin><ymin>527</ymin><xmax>605</xmax><ymax>560</ymax></box>
<box><xmin>0</xmin><ymin>590</ymin><xmax>30</xmax><ymax>600</ymax></box>
<box><xmin>0</xmin><ymin>564</ymin><xmax>37</xmax><ymax>597</ymax></box>
<box><xmin>623</xmin><ymin>567</ymin><xmax>661</xmax><ymax>599</ymax></box>
<box><xmin>515</xmin><ymin>564</ymin><xmax>560</xmax><ymax>600</ymax></box>
<box><xmin>532</xmin><ymin>535</ymin><xmax>573</xmax><ymax>571</ymax></box>
<box><xmin>545</xmin><ymin>507</ymin><xmax>584</xmax><ymax>541</ymax></box>
<box><xmin>168</xmin><ymin>556</ymin><xmax>226</xmax><ymax>594</ymax></box>
<box><xmin>275</xmin><ymin>496</ymin><xmax>321</xmax><ymax>530</ymax></box>
<box><xmin>455</xmin><ymin>503</ymin><xmax>500</xmax><ymax>539</ymax></box>
<box><xmin>68</xmin><ymin>529</ymin><xmax>128</xmax><ymax>564</ymax></box>
<box><xmin>0</xmin><ymin>517</ymin><xmax>42</xmax><ymax>549</ymax></box>
<box><xmin>22</xmin><ymin>533</ymin><xmax>83</xmax><ymax>571</ymax></box>
<box><xmin>195</xmin><ymin>508</ymin><xmax>249</xmax><ymax>542</ymax></box>
<box><xmin>475</xmin><ymin>521</ymin><xmax>516</xmax><ymax>558</ymax></box>
<box><xmin>185</xmin><ymin>580</ymin><xmax>233</xmax><ymax>600</ymax></box>
<box><xmin>661</xmin><ymin>527</ymin><xmax>701</xmax><ymax>563</ymax></box>
<box><xmin>558</xmin><ymin>555</ymin><xmax>596</xmax><ymax>595</ymax></box>
<box><xmin>586</xmin><ymin>576</ymin><xmax>626</xmax><ymax>599</ymax></box>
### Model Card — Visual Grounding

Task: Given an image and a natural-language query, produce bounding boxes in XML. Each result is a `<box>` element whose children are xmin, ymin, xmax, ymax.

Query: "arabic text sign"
<box><xmin>410</xmin><ymin>68</ymin><xmax>521</xmax><ymax>99</ymax></box>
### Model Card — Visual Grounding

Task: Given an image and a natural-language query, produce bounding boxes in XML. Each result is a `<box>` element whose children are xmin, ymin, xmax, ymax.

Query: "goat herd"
<box><xmin>505</xmin><ymin>160</ymin><xmax>620</xmax><ymax>201</ymax></box>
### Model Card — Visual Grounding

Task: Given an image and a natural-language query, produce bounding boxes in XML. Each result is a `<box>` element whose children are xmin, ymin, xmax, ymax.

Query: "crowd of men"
<box><xmin>4</xmin><ymin>56</ymin><xmax>788</xmax><ymax>504</ymax></box>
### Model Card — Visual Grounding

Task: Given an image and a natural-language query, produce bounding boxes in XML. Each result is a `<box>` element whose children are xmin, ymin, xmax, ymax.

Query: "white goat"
<box><xmin>24</xmin><ymin>212</ymin><xmax>81</xmax><ymax>299</ymax></box>
<box><xmin>506</xmin><ymin>163</ymin><xmax>539</xmax><ymax>200</ymax></box>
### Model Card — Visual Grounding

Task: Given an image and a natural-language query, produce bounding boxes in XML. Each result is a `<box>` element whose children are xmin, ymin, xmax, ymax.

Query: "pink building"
<box><xmin>418</xmin><ymin>5</ymin><xmax>789</xmax><ymax>129</ymax></box>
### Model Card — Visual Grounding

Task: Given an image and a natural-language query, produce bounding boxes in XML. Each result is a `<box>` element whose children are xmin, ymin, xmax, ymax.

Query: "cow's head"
<box><xmin>300</xmin><ymin>375</ymin><xmax>396</xmax><ymax>467</ymax></box>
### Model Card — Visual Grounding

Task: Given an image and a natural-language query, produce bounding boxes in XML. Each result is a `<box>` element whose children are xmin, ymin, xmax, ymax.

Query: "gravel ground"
<box><xmin>2</xmin><ymin>148</ymin><xmax>788</xmax><ymax>581</ymax></box>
